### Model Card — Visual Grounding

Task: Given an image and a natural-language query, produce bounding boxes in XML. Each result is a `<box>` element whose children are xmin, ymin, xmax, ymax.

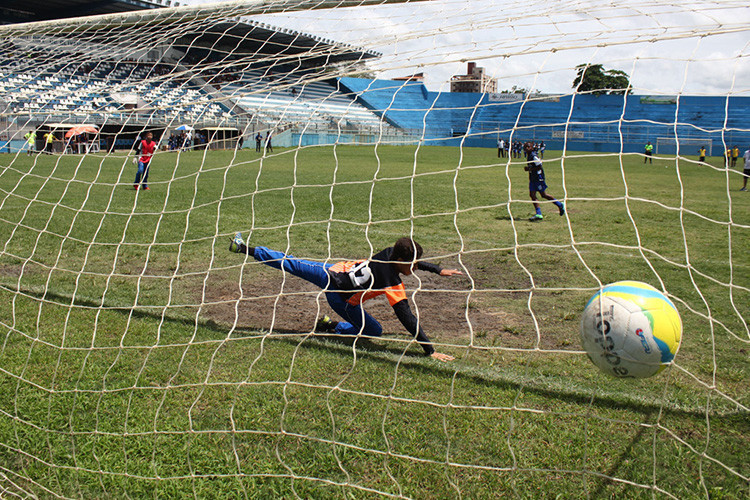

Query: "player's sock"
<box><xmin>315</xmin><ymin>315</ymin><xmax>338</xmax><ymax>333</ymax></box>
<box><xmin>535</xmin><ymin>207</ymin><xmax>542</xmax><ymax>216</ymax></box>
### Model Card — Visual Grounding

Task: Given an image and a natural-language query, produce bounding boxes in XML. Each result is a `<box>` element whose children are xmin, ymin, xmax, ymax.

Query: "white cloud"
<box><xmin>177</xmin><ymin>0</ymin><xmax>749</xmax><ymax>95</ymax></box>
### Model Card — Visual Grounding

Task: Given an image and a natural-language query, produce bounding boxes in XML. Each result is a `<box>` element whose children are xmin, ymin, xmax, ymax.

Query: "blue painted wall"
<box><xmin>338</xmin><ymin>77</ymin><xmax>750</xmax><ymax>153</ymax></box>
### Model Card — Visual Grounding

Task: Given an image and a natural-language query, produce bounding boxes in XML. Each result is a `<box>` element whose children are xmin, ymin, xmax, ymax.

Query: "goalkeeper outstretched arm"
<box><xmin>392</xmin><ymin>299</ymin><xmax>451</xmax><ymax>361</ymax></box>
<box><xmin>392</xmin><ymin>260</ymin><xmax>462</xmax><ymax>362</ymax></box>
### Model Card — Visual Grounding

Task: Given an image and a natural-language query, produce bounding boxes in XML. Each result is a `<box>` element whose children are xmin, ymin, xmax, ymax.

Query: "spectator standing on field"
<box><xmin>265</xmin><ymin>130</ymin><xmax>273</xmax><ymax>153</ymax></box>
<box><xmin>731</xmin><ymin>146</ymin><xmax>740</xmax><ymax>168</ymax></box>
<box><xmin>24</xmin><ymin>130</ymin><xmax>36</xmax><ymax>156</ymax></box>
<box><xmin>740</xmin><ymin>147</ymin><xmax>750</xmax><ymax>192</ymax></box>
<box><xmin>497</xmin><ymin>138</ymin><xmax>505</xmax><ymax>158</ymax></box>
<box><xmin>43</xmin><ymin>131</ymin><xmax>56</xmax><ymax>154</ymax></box>
<box><xmin>644</xmin><ymin>141</ymin><xmax>653</xmax><ymax>164</ymax></box>
<box><xmin>255</xmin><ymin>132</ymin><xmax>262</xmax><ymax>152</ymax></box>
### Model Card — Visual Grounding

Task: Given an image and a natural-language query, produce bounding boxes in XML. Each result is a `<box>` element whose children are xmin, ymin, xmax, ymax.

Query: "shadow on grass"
<box><xmin>8</xmin><ymin>283</ymin><xmax>737</xmax><ymax>421</ymax></box>
<box><xmin>589</xmin><ymin>418</ymin><xmax>652</xmax><ymax>498</ymax></box>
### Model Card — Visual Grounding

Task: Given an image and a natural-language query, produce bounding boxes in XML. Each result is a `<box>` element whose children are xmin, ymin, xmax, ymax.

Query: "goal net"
<box><xmin>656</xmin><ymin>137</ymin><xmax>713</xmax><ymax>156</ymax></box>
<box><xmin>0</xmin><ymin>0</ymin><xmax>748</xmax><ymax>497</ymax></box>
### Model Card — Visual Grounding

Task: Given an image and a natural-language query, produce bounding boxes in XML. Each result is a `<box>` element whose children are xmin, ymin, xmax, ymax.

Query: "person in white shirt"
<box><xmin>740</xmin><ymin>147</ymin><xmax>750</xmax><ymax>191</ymax></box>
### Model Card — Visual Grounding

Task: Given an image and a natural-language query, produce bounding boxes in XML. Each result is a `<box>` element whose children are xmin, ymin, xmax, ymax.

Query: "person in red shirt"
<box><xmin>133</xmin><ymin>131</ymin><xmax>156</xmax><ymax>190</ymax></box>
<box><xmin>228</xmin><ymin>234</ymin><xmax>462</xmax><ymax>361</ymax></box>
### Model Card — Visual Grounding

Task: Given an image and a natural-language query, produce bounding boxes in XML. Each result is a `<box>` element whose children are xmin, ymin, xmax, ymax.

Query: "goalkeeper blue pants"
<box><xmin>252</xmin><ymin>246</ymin><xmax>383</xmax><ymax>337</ymax></box>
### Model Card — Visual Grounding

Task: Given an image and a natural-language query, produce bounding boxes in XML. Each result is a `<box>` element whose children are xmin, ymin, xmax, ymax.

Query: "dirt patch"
<box><xmin>0</xmin><ymin>263</ymin><xmax>24</xmax><ymax>278</ymax></box>
<box><xmin>198</xmin><ymin>251</ymin><xmax>578</xmax><ymax>352</ymax></box>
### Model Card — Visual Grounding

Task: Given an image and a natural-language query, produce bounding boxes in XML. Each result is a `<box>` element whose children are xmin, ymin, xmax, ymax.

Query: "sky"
<box><xmin>177</xmin><ymin>0</ymin><xmax>750</xmax><ymax>96</ymax></box>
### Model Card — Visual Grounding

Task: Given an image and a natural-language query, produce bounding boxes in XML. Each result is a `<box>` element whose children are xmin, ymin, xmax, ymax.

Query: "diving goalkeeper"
<box><xmin>228</xmin><ymin>234</ymin><xmax>462</xmax><ymax>361</ymax></box>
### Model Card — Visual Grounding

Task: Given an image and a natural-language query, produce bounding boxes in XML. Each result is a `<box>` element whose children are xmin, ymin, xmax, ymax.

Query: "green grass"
<box><xmin>0</xmin><ymin>146</ymin><xmax>748</xmax><ymax>498</ymax></box>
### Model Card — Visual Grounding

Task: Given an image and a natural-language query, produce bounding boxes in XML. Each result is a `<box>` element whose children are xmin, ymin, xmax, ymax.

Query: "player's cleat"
<box><xmin>740</xmin><ymin>187</ymin><xmax>747</xmax><ymax>191</ymax></box>
<box><xmin>228</xmin><ymin>232</ymin><xmax>245</xmax><ymax>253</ymax></box>
<box><xmin>143</xmin><ymin>186</ymin><xmax>150</xmax><ymax>190</ymax></box>
<box><xmin>529</xmin><ymin>214</ymin><xmax>543</xmax><ymax>221</ymax></box>
<box><xmin>558</xmin><ymin>203</ymin><xmax>565</xmax><ymax>216</ymax></box>
<box><xmin>133</xmin><ymin>184</ymin><xmax>139</xmax><ymax>190</ymax></box>
<box><xmin>315</xmin><ymin>315</ymin><xmax>338</xmax><ymax>333</ymax></box>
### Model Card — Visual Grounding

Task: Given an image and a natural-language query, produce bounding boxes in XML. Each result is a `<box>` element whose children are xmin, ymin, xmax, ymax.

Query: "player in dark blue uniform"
<box><xmin>524</xmin><ymin>142</ymin><xmax>564</xmax><ymax>220</ymax></box>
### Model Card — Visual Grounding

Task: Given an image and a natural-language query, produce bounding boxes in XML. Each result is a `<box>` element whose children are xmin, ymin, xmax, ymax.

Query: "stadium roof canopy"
<box><xmin>1</xmin><ymin>0</ymin><xmax>380</xmax><ymax>68</ymax></box>
<box><xmin>1</xmin><ymin>0</ymin><xmax>167</xmax><ymax>24</ymax></box>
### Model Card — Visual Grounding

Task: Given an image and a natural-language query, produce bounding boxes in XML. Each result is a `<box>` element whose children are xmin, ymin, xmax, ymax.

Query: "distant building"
<box><xmin>393</xmin><ymin>73</ymin><xmax>425</xmax><ymax>82</ymax></box>
<box><xmin>450</xmin><ymin>62</ymin><xmax>497</xmax><ymax>93</ymax></box>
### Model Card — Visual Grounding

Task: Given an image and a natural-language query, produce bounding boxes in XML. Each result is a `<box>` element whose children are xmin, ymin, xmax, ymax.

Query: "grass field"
<box><xmin>0</xmin><ymin>145</ymin><xmax>748</xmax><ymax>498</ymax></box>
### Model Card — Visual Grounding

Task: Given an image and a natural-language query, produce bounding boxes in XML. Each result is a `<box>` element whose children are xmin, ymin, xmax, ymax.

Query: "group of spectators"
<box><xmin>23</xmin><ymin>130</ymin><xmax>102</xmax><ymax>155</ymax></box>
<box><xmin>165</xmin><ymin>130</ymin><xmax>208</xmax><ymax>151</ymax></box>
<box><xmin>497</xmin><ymin>139</ymin><xmax>546</xmax><ymax>159</ymax></box>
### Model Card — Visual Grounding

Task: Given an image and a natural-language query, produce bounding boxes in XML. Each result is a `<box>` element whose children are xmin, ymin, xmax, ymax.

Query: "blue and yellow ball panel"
<box><xmin>586</xmin><ymin>281</ymin><xmax>681</xmax><ymax>359</ymax></box>
<box><xmin>581</xmin><ymin>281</ymin><xmax>682</xmax><ymax>378</ymax></box>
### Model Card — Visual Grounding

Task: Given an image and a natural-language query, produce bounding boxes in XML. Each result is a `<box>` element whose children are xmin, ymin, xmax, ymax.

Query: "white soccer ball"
<box><xmin>580</xmin><ymin>281</ymin><xmax>682</xmax><ymax>378</ymax></box>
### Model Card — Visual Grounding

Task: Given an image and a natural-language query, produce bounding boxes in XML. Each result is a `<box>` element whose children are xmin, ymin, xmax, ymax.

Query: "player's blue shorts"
<box><xmin>529</xmin><ymin>181</ymin><xmax>548</xmax><ymax>193</ymax></box>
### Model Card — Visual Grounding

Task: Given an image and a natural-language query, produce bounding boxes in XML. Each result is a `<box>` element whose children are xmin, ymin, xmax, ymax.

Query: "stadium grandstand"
<box><xmin>0</xmin><ymin>0</ymin><xmax>402</xmax><ymax>153</ymax></box>
<box><xmin>1</xmin><ymin>0</ymin><xmax>748</xmax><ymax>154</ymax></box>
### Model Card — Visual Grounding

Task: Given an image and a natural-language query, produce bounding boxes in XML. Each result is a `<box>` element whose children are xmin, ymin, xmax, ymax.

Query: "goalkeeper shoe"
<box><xmin>228</xmin><ymin>232</ymin><xmax>245</xmax><ymax>253</ymax></box>
<box><xmin>315</xmin><ymin>315</ymin><xmax>338</xmax><ymax>333</ymax></box>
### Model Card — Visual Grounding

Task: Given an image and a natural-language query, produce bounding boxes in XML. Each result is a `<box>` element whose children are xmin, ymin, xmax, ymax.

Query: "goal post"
<box><xmin>0</xmin><ymin>0</ymin><xmax>748</xmax><ymax>498</ymax></box>
<box><xmin>656</xmin><ymin>136</ymin><xmax>713</xmax><ymax>156</ymax></box>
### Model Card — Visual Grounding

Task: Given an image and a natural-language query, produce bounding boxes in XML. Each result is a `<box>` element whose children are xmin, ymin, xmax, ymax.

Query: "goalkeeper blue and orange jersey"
<box><xmin>327</xmin><ymin>246</ymin><xmax>442</xmax><ymax>307</ymax></box>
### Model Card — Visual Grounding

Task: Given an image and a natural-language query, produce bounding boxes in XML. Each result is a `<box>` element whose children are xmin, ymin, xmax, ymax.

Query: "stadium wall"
<box><xmin>338</xmin><ymin>77</ymin><xmax>750</xmax><ymax>154</ymax></box>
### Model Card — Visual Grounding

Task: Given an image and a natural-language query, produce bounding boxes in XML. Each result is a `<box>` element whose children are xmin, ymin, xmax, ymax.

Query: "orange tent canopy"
<box><xmin>65</xmin><ymin>125</ymin><xmax>98</xmax><ymax>138</ymax></box>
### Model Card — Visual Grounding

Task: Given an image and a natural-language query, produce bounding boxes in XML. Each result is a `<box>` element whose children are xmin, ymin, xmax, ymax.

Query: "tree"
<box><xmin>572</xmin><ymin>64</ymin><xmax>631</xmax><ymax>95</ymax></box>
<box><xmin>499</xmin><ymin>85</ymin><xmax>540</xmax><ymax>95</ymax></box>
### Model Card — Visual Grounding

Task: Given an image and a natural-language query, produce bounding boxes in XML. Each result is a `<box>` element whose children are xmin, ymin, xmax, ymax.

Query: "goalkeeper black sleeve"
<box><xmin>392</xmin><ymin>299</ymin><xmax>435</xmax><ymax>355</ymax></box>
<box><xmin>416</xmin><ymin>261</ymin><xmax>442</xmax><ymax>274</ymax></box>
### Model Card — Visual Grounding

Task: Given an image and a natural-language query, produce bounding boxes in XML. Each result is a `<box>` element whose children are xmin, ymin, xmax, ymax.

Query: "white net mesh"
<box><xmin>0</xmin><ymin>0</ymin><xmax>748</xmax><ymax>497</ymax></box>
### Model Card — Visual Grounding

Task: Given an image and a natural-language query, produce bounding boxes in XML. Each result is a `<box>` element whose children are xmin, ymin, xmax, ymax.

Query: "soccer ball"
<box><xmin>580</xmin><ymin>281</ymin><xmax>682</xmax><ymax>378</ymax></box>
